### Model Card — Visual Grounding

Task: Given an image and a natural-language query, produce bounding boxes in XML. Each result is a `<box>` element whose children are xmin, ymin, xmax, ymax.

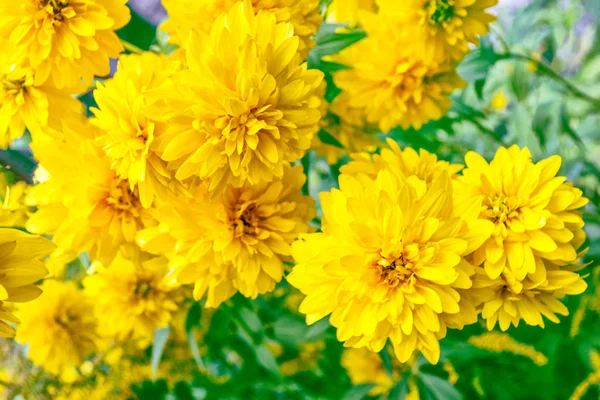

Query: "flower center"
<box><xmin>233</xmin><ymin>203</ymin><xmax>260</xmax><ymax>237</ymax></box>
<box><xmin>377</xmin><ymin>243</ymin><xmax>434</xmax><ymax>288</ymax></box>
<box><xmin>484</xmin><ymin>194</ymin><xmax>520</xmax><ymax>225</ymax></box>
<box><xmin>426</xmin><ymin>0</ymin><xmax>455</xmax><ymax>24</ymax></box>
<box><xmin>0</xmin><ymin>76</ymin><xmax>26</xmax><ymax>99</ymax></box>
<box><xmin>36</xmin><ymin>0</ymin><xmax>73</xmax><ymax>23</ymax></box>
<box><xmin>106</xmin><ymin>179</ymin><xmax>142</xmax><ymax>218</ymax></box>
<box><xmin>55</xmin><ymin>313</ymin><xmax>76</xmax><ymax>329</ymax></box>
<box><xmin>134</xmin><ymin>280</ymin><xmax>153</xmax><ymax>298</ymax></box>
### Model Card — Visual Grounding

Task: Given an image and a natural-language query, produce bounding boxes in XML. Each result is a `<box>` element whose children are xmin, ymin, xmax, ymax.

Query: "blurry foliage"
<box><xmin>2</xmin><ymin>0</ymin><xmax>600</xmax><ymax>399</ymax></box>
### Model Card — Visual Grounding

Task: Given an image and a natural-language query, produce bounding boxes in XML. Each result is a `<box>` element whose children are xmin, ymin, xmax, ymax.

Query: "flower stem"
<box><xmin>120</xmin><ymin>39</ymin><xmax>144</xmax><ymax>54</ymax></box>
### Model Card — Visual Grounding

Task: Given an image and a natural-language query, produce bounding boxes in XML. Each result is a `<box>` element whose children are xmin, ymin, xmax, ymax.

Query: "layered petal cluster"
<box><xmin>0</xmin><ymin>0</ymin><xmax>130</xmax><ymax>90</ymax></box>
<box><xmin>377</xmin><ymin>0</ymin><xmax>498</xmax><ymax>62</ymax></box>
<box><xmin>161</xmin><ymin>0</ymin><xmax>322</xmax><ymax>60</ymax></box>
<box><xmin>26</xmin><ymin>115</ymin><xmax>156</xmax><ymax>267</ymax></box>
<box><xmin>326</xmin><ymin>0</ymin><xmax>376</xmax><ymax>25</ymax></box>
<box><xmin>0</xmin><ymin>175</ymin><xmax>29</xmax><ymax>227</ymax></box>
<box><xmin>92</xmin><ymin>52</ymin><xmax>181</xmax><ymax>208</ymax></box>
<box><xmin>16</xmin><ymin>280</ymin><xmax>99</xmax><ymax>375</ymax></box>
<box><xmin>84</xmin><ymin>250</ymin><xmax>179</xmax><ymax>345</ymax></box>
<box><xmin>333</xmin><ymin>13</ymin><xmax>466</xmax><ymax>132</ymax></box>
<box><xmin>0</xmin><ymin>61</ymin><xmax>81</xmax><ymax>147</ymax></box>
<box><xmin>0</xmin><ymin>229</ymin><xmax>54</xmax><ymax>337</ymax></box>
<box><xmin>138</xmin><ymin>165</ymin><xmax>315</xmax><ymax>308</ymax></box>
<box><xmin>154</xmin><ymin>1</ymin><xmax>324</xmax><ymax>192</ymax></box>
<box><xmin>288</xmin><ymin>159</ymin><xmax>493</xmax><ymax>363</ymax></box>
<box><xmin>342</xmin><ymin>347</ymin><xmax>405</xmax><ymax>396</ymax></box>
<box><xmin>311</xmin><ymin>92</ymin><xmax>382</xmax><ymax>165</ymax></box>
<box><xmin>456</xmin><ymin>145</ymin><xmax>589</xmax><ymax>330</ymax></box>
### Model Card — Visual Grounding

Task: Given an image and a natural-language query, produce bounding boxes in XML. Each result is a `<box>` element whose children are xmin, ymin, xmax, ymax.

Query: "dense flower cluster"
<box><xmin>289</xmin><ymin>143</ymin><xmax>588</xmax><ymax>363</ymax></box>
<box><xmin>0</xmin><ymin>0</ymin><xmax>592</xmax><ymax>397</ymax></box>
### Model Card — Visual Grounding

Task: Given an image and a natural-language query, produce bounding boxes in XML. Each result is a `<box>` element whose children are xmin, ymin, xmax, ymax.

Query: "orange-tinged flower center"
<box><xmin>377</xmin><ymin>243</ymin><xmax>435</xmax><ymax>288</ymax></box>
<box><xmin>233</xmin><ymin>202</ymin><xmax>260</xmax><ymax>237</ymax></box>
<box><xmin>106</xmin><ymin>179</ymin><xmax>142</xmax><ymax>218</ymax></box>
<box><xmin>484</xmin><ymin>194</ymin><xmax>520</xmax><ymax>225</ymax></box>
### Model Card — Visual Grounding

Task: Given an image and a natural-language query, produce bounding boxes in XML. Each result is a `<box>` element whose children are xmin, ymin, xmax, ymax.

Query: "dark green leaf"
<box><xmin>117</xmin><ymin>7</ymin><xmax>156</xmax><ymax>51</ymax></box>
<box><xmin>388</xmin><ymin>375</ymin><xmax>410</xmax><ymax>400</ymax></box>
<box><xmin>418</xmin><ymin>373</ymin><xmax>462</xmax><ymax>400</ymax></box>
<box><xmin>318</xmin><ymin>129</ymin><xmax>344</xmax><ymax>148</ymax></box>
<box><xmin>341</xmin><ymin>384</ymin><xmax>376</xmax><ymax>400</ymax></box>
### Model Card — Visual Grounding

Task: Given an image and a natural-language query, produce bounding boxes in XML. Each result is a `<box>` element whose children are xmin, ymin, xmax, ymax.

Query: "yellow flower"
<box><xmin>312</xmin><ymin>92</ymin><xmax>383</xmax><ymax>165</ymax></box>
<box><xmin>342</xmin><ymin>347</ymin><xmax>396</xmax><ymax>396</ymax></box>
<box><xmin>456</xmin><ymin>145</ymin><xmax>588</xmax><ymax>330</ymax></box>
<box><xmin>138</xmin><ymin>165</ymin><xmax>315</xmax><ymax>308</ymax></box>
<box><xmin>326</xmin><ymin>0</ymin><xmax>376</xmax><ymax>25</ymax></box>
<box><xmin>341</xmin><ymin>138</ymin><xmax>463</xmax><ymax>185</ymax></box>
<box><xmin>0</xmin><ymin>229</ymin><xmax>54</xmax><ymax>337</ymax></box>
<box><xmin>0</xmin><ymin>61</ymin><xmax>81</xmax><ymax>147</ymax></box>
<box><xmin>153</xmin><ymin>1</ymin><xmax>323</xmax><ymax>192</ymax></box>
<box><xmin>288</xmin><ymin>164</ymin><xmax>493</xmax><ymax>363</ymax></box>
<box><xmin>0</xmin><ymin>175</ymin><xmax>29</xmax><ymax>227</ymax></box>
<box><xmin>490</xmin><ymin>89</ymin><xmax>509</xmax><ymax>112</ymax></box>
<box><xmin>84</xmin><ymin>250</ymin><xmax>179</xmax><ymax>345</ymax></box>
<box><xmin>377</xmin><ymin>0</ymin><xmax>497</xmax><ymax>62</ymax></box>
<box><xmin>333</xmin><ymin>13</ymin><xmax>466</xmax><ymax>132</ymax></box>
<box><xmin>16</xmin><ymin>280</ymin><xmax>99</xmax><ymax>375</ymax></box>
<box><xmin>0</xmin><ymin>0</ymin><xmax>130</xmax><ymax>90</ymax></box>
<box><xmin>468</xmin><ymin>332</ymin><xmax>548</xmax><ymax>366</ymax></box>
<box><xmin>26</xmin><ymin>115</ymin><xmax>156</xmax><ymax>265</ymax></box>
<box><xmin>161</xmin><ymin>0</ymin><xmax>322</xmax><ymax>60</ymax></box>
<box><xmin>92</xmin><ymin>52</ymin><xmax>181</xmax><ymax>208</ymax></box>
<box><xmin>280</xmin><ymin>341</ymin><xmax>325</xmax><ymax>376</ymax></box>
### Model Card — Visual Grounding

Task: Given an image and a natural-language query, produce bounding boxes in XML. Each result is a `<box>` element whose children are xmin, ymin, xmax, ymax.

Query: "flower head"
<box><xmin>457</xmin><ymin>145</ymin><xmax>588</xmax><ymax>330</ymax></box>
<box><xmin>0</xmin><ymin>174</ymin><xmax>29</xmax><ymax>227</ymax></box>
<box><xmin>0</xmin><ymin>0</ymin><xmax>130</xmax><ymax>90</ymax></box>
<box><xmin>154</xmin><ymin>1</ymin><xmax>323</xmax><ymax>192</ymax></box>
<box><xmin>333</xmin><ymin>13</ymin><xmax>465</xmax><ymax>132</ymax></box>
<box><xmin>378</xmin><ymin>0</ymin><xmax>497</xmax><ymax>62</ymax></box>
<box><xmin>161</xmin><ymin>0</ymin><xmax>322</xmax><ymax>60</ymax></box>
<box><xmin>26</xmin><ymin>115</ymin><xmax>156</xmax><ymax>265</ymax></box>
<box><xmin>0</xmin><ymin>61</ymin><xmax>81</xmax><ymax>147</ymax></box>
<box><xmin>92</xmin><ymin>52</ymin><xmax>181</xmax><ymax>208</ymax></box>
<box><xmin>326</xmin><ymin>0</ymin><xmax>376</xmax><ymax>25</ymax></box>
<box><xmin>288</xmin><ymin>161</ymin><xmax>493</xmax><ymax>363</ymax></box>
<box><xmin>138</xmin><ymin>165</ymin><xmax>315</xmax><ymax>307</ymax></box>
<box><xmin>84</xmin><ymin>250</ymin><xmax>179</xmax><ymax>345</ymax></box>
<box><xmin>16</xmin><ymin>280</ymin><xmax>99</xmax><ymax>375</ymax></box>
<box><xmin>0</xmin><ymin>229</ymin><xmax>54</xmax><ymax>337</ymax></box>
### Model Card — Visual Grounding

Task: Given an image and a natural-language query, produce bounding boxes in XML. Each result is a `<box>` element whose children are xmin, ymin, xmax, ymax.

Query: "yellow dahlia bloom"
<box><xmin>342</xmin><ymin>347</ymin><xmax>400</xmax><ymax>396</ymax></box>
<box><xmin>138</xmin><ymin>165</ymin><xmax>315</xmax><ymax>308</ymax></box>
<box><xmin>0</xmin><ymin>176</ymin><xmax>29</xmax><ymax>227</ymax></box>
<box><xmin>16</xmin><ymin>280</ymin><xmax>99</xmax><ymax>375</ymax></box>
<box><xmin>92</xmin><ymin>52</ymin><xmax>181</xmax><ymax>208</ymax></box>
<box><xmin>377</xmin><ymin>0</ymin><xmax>497</xmax><ymax>62</ymax></box>
<box><xmin>161</xmin><ymin>0</ymin><xmax>322</xmax><ymax>60</ymax></box>
<box><xmin>341</xmin><ymin>137</ymin><xmax>463</xmax><ymax>185</ymax></box>
<box><xmin>0</xmin><ymin>229</ymin><xmax>53</xmax><ymax>337</ymax></box>
<box><xmin>0</xmin><ymin>61</ymin><xmax>81</xmax><ymax>147</ymax></box>
<box><xmin>0</xmin><ymin>0</ymin><xmax>130</xmax><ymax>90</ymax></box>
<box><xmin>26</xmin><ymin>115</ymin><xmax>156</xmax><ymax>264</ymax></box>
<box><xmin>311</xmin><ymin>92</ymin><xmax>382</xmax><ymax>165</ymax></box>
<box><xmin>333</xmin><ymin>13</ymin><xmax>466</xmax><ymax>132</ymax></box>
<box><xmin>288</xmin><ymin>168</ymin><xmax>493</xmax><ymax>363</ymax></box>
<box><xmin>326</xmin><ymin>0</ymin><xmax>376</xmax><ymax>25</ymax></box>
<box><xmin>154</xmin><ymin>1</ymin><xmax>323</xmax><ymax>192</ymax></box>
<box><xmin>458</xmin><ymin>146</ymin><xmax>588</xmax><ymax>281</ymax></box>
<box><xmin>84</xmin><ymin>251</ymin><xmax>179</xmax><ymax>345</ymax></box>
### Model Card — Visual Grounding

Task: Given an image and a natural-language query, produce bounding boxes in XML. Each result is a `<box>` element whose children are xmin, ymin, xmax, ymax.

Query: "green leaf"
<box><xmin>388</xmin><ymin>375</ymin><xmax>410</xmax><ymax>399</ymax></box>
<box><xmin>237</xmin><ymin>306</ymin><xmax>263</xmax><ymax>339</ymax></box>
<box><xmin>151</xmin><ymin>326</ymin><xmax>171</xmax><ymax>380</ymax></box>
<box><xmin>560</xmin><ymin>103</ymin><xmax>584</xmax><ymax>146</ymax></box>
<box><xmin>185</xmin><ymin>302</ymin><xmax>205</xmax><ymax>371</ymax></box>
<box><xmin>305</xmin><ymin>319</ymin><xmax>331</xmax><ymax>341</ymax></box>
<box><xmin>255</xmin><ymin>343</ymin><xmax>280</xmax><ymax>376</ymax></box>
<box><xmin>273</xmin><ymin>316</ymin><xmax>308</xmax><ymax>347</ymax></box>
<box><xmin>418</xmin><ymin>373</ymin><xmax>462</xmax><ymax>400</ymax></box>
<box><xmin>318</xmin><ymin>128</ymin><xmax>344</xmax><ymax>148</ymax></box>
<box><xmin>378</xmin><ymin>346</ymin><xmax>393</xmax><ymax>378</ymax></box>
<box><xmin>341</xmin><ymin>383</ymin><xmax>376</xmax><ymax>400</ymax></box>
<box><xmin>117</xmin><ymin>7</ymin><xmax>157</xmax><ymax>51</ymax></box>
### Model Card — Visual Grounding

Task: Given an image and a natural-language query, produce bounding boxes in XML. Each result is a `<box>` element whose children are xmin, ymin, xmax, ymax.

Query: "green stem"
<box><xmin>499</xmin><ymin>52</ymin><xmax>600</xmax><ymax>109</ymax></box>
<box><xmin>301</xmin><ymin>155</ymin><xmax>310</xmax><ymax>195</ymax></box>
<box><xmin>120</xmin><ymin>39</ymin><xmax>144</xmax><ymax>54</ymax></box>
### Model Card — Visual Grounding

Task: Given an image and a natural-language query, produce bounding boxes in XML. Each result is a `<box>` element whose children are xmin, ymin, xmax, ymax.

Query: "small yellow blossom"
<box><xmin>490</xmin><ymin>90</ymin><xmax>509</xmax><ymax>112</ymax></box>
<box><xmin>161</xmin><ymin>0</ymin><xmax>322</xmax><ymax>60</ymax></box>
<box><xmin>333</xmin><ymin>13</ymin><xmax>466</xmax><ymax>132</ymax></box>
<box><xmin>378</xmin><ymin>0</ymin><xmax>498</xmax><ymax>62</ymax></box>
<box><xmin>153</xmin><ymin>1</ymin><xmax>323</xmax><ymax>192</ymax></box>
<box><xmin>92</xmin><ymin>52</ymin><xmax>181</xmax><ymax>208</ymax></box>
<box><xmin>468</xmin><ymin>332</ymin><xmax>548</xmax><ymax>366</ymax></box>
<box><xmin>0</xmin><ymin>0</ymin><xmax>130</xmax><ymax>90</ymax></box>
<box><xmin>84</xmin><ymin>250</ymin><xmax>179</xmax><ymax>346</ymax></box>
<box><xmin>0</xmin><ymin>175</ymin><xmax>29</xmax><ymax>227</ymax></box>
<box><xmin>138</xmin><ymin>165</ymin><xmax>315</xmax><ymax>307</ymax></box>
<box><xmin>16</xmin><ymin>280</ymin><xmax>99</xmax><ymax>375</ymax></box>
<box><xmin>0</xmin><ymin>229</ymin><xmax>54</xmax><ymax>337</ymax></box>
<box><xmin>26</xmin><ymin>115</ymin><xmax>156</xmax><ymax>265</ymax></box>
